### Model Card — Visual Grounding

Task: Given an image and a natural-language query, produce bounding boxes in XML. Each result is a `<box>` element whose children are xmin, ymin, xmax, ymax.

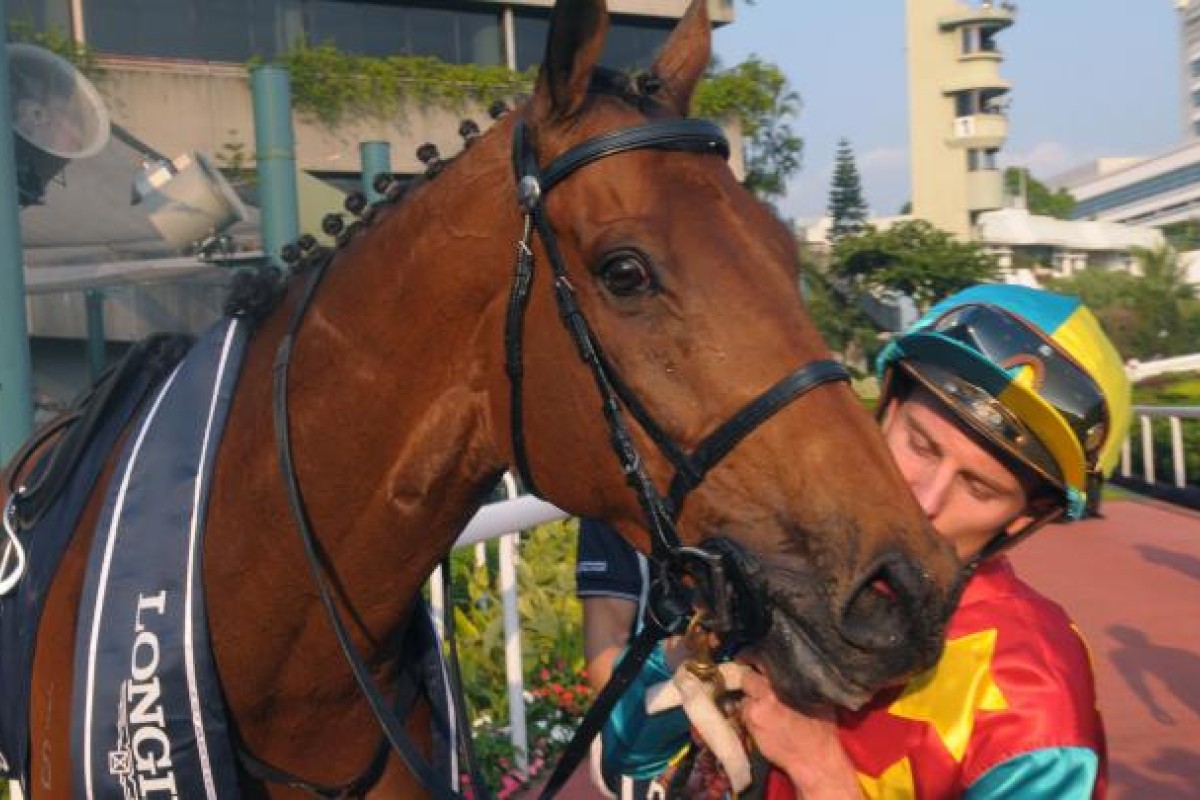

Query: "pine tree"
<box><xmin>827</xmin><ymin>137</ymin><xmax>869</xmax><ymax>241</ymax></box>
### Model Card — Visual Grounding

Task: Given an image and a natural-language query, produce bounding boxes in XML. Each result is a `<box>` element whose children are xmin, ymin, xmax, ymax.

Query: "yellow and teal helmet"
<box><xmin>877</xmin><ymin>285</ymin><xmax>1132</xmax><ymax>520</ymax></box>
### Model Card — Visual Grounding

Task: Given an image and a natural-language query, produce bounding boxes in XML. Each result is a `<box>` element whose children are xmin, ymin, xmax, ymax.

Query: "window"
<box><xmin>87</xmin><ymin>0</ymin><xmax>302</xmax><ymax>61</ymax></box>
<box><xmin>1191</xmin><ymin>58</ymin><xmax>1200</xmax><ymax>78</ymax></box>
<box><xmin>305</xmin><ymin>3</ymin><xmax>501</xmax><ymax>63</ymax></box>
<box><xmin>967</xmin><ymin>148</ymin><xmax>998</xmax><ymax>172</ymax></box>
<box><xmin>961</xmin><ymin>27</ymin><xmax>975</xmax><ymax>55</ymax></box>
<box><xmin>955</xmin><ymin>92</ymin><xmax>974</xmax><ymax>117</ymax></box>
<box><xmin>514</xmin><ymin>9</ymin><xmax>671</xmax><ymax>72</ymax></box>
<box><xmin>514</xmin><ymin>10</ymin><xmax>550</xmax><ymax>72</ymax></box>
<box><xmin>86</xmin><ymin>0</ymin><xmax>500</xmax><ymax>64</ymax></box>
<box><xmin>603</xmin><ymin>16</ymin><xmax>672</xmax><ymax>70</ymax></box>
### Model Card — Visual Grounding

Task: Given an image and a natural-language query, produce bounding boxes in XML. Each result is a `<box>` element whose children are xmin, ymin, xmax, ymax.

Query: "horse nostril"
<box><xmin>838</xmin><ymin>555</ymin><xmax>924</xmax><ymax>652</ymax></box>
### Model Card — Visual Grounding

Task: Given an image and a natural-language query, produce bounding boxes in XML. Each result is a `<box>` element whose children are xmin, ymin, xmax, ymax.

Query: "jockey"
<box><xmin>599</xmin><ymin>285</ymin><xmax>1131</xmax><ymax>799</ymax></box>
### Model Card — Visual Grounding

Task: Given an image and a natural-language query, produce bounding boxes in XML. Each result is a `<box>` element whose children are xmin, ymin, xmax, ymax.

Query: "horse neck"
<box><xmin>216</xmin><ymin>129</ymin><xmax>518</xmax><ymax>621</ymax></box>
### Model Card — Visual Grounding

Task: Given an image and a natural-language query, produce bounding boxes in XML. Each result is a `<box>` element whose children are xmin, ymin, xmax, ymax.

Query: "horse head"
<box><xmin>487</xmin><ymin>0</ymin><xmax>962</xmax><ymax>709</ymax></box>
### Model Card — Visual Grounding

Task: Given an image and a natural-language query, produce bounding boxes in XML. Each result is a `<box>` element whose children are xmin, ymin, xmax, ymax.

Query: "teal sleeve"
<box><xmin>600</xmin><ymin>642</ymin><xmax>691</xmax><ymax>780</ymax></box>
<box><xmin>966</xmin><ymin>747</ymin><xmax>1100</xmax><ymax>799</ymax></box>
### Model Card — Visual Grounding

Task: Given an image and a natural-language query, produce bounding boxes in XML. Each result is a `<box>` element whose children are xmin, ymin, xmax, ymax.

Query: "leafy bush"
<box><xmin>449</xmin><ymin>519</ymin><xmax>589</xmax><ymax>796</ymax></box>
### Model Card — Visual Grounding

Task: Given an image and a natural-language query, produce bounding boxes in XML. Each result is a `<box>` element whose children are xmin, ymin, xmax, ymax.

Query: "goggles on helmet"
<box><xmin>928</xmin><ymin>303</ymin><xmax>1111</xmax><ymax>472</ymax></box>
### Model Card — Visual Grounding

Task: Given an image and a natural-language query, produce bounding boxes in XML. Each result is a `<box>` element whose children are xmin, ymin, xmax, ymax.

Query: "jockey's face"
<box><xmin>882</xmin><ymin>389</ymin><xmax>1038</xmax><ymax>561</ymax></box>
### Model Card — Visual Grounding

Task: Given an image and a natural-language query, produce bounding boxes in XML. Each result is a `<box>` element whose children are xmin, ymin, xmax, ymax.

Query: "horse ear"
<box><xmin>651</xmin><ymin>0</ymin><xmax>711</xmax><ymax>115</ymax></box>
<box><xmin>530</xmin><ymin>0</ymin><xmax>609</xmax><ymax>123</ymax></box>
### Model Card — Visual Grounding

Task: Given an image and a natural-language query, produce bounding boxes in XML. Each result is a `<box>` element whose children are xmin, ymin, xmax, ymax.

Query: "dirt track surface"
<box><xmin>1013</xmin><ymin>499</ymin><xmax>1200</xmax><ymax>799</ymax></box>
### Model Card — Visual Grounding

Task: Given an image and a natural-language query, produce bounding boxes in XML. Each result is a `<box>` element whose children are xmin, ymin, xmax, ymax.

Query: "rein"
<box><xmin>269</xmin><ymin>113</ymin><xmax>851</xmax><ymax>799</ymax></box>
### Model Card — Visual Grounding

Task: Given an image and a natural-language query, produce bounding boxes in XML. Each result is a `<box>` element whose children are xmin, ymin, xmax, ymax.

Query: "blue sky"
<box><xmin>712</xmin><ymin>2</ymin><xmax>1181</xmax><ymax>222</ymax></box>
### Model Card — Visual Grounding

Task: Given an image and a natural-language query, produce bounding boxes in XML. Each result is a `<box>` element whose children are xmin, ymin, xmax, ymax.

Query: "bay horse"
<box><xmin>11</xmin><ymin>0</ymin><xmax>963</xmax><ymax>795</ymax></box>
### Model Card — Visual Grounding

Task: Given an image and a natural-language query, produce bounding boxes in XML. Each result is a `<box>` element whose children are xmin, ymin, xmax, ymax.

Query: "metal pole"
<box><xmin>85</xmin><ymin>288</ymin><xmax>107</xmax><ymax>381</ymax></box>
<box><xmin>0</xmin><ymin>3</ymin><xmax>36</xmax><ymax>463</ymax></box>
<box><xmin>497</xmin><ymin>472</ymin><xmax>529</xmax><ymax>774</ymax></box>
<box><xmin>251</xmin><ymin>64</ymin><xmax>299</xmax><ymax>270</ymax></box>
<box><xmin>359</xmin><ymin>141</ymin><xmax>391</xmax><ymax>204</ymax></box>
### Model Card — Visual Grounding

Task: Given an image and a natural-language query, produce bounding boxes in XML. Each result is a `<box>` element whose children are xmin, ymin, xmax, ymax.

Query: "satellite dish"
<box><xmin>8</xmin><ymin>42</ymin><xmax>110</xmax><ymax>205</ymax></box>
<box><xmin>133</xmin><ymin>151</ymin><xmax>247</xmax><ymax>250</ymax></box>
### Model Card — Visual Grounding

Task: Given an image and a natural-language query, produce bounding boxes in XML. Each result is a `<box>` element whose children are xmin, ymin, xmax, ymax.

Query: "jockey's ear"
<box><xmin>651</xmin><ymin>0</ymin><xmax>711</xmax><ymax>116</ymax></box>
<box><xmin>529</xmin><ymin>0</ymin><xmax>609</xmax><ymax>124</ymax></box>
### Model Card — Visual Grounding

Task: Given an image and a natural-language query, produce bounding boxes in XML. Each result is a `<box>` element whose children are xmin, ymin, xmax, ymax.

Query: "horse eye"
<box><xmin>599</xmin><ymin>252</ymin><xmax>654</xmax><ymax>296</ymax></box>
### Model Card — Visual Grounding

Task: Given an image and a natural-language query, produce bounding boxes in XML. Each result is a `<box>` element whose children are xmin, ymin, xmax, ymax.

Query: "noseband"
<box><xmin>505</xmin><ymin>116</ymin><xmax>850</xmax><ymax>639</ymax></box>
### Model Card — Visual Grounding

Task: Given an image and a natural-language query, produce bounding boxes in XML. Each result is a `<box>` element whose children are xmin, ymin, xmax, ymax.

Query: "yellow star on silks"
<box><xmin>856</xmin><ymin>758</ymin><xmax>916</xmax><ymax>800</ymax></box>
<box><xmin>887</xmin><ymin>628</ymin><xmax>1008</xmax><ymax>762</ymax></box>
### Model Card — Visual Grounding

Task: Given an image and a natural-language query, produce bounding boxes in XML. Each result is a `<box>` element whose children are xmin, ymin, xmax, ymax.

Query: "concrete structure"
<box><xmin>1056</xmin><ymin>140</ymin><xmax>1200</xmax><ymax>228</ymax></box>
<box><xmin>906</xmin><ymin>0</ymin><xmax>1014</xmax><ymax>239</ymax></box>
<box><xmin>975</xmin><ymin>207</ymin><xmax>1166</xmax><ymax>285</ymax></box>
<box><xmin>7</xmin><ymin>0</ymin><xmax>738</xmax><ymax>414</ymax></box>
<box><xmin>7</xmin><ymin>1</ymin><xmax>735</xmax><ymax>185</ymax></box>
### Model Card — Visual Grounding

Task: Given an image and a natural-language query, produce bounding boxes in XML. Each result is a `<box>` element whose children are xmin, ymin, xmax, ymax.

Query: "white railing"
<box><xmin>1120</xmin><ymin>405</ymin><xmax>1200</xmax><ymax>489</ymax></box>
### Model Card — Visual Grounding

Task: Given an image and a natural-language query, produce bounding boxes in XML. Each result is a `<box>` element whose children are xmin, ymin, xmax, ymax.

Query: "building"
<box><xmin>5</xmin><ymin>0</ymin><xmax>737</xmax><ymax>413</ymax></box>
<box><xmin>975</xmin><ymin>207</ymin><xmax>1166</xmax><ymax>285</ymax></box>
<box><xmin>1051</xmin><ymin>3</ymin><xmax>1200</xmax><ymax>228</ymax></box>
<box><xmin>1180</xmin><ymin>0</ymin><xmax>1200</xmax><ymax>140</ymax></box>
<box><xmin>906</xmin><ymin>0</ymin><xmax>1014</xmax><ymax>239</ymax></box>
<box><xmin>6</xmin><ymin>1</ymin><xmax>734</xmax><ymax>184</ymax></box>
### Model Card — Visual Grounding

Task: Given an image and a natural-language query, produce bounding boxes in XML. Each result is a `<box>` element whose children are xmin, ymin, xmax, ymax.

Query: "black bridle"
<box><xmin>505</xmin><ymin>117</ymin><xmax>850</xmax><ymax>796</ymax></box>
<box><xmin>269</xmin><ymin>114</ymin><xmax>851</xmax><ymax>799</ymax></box>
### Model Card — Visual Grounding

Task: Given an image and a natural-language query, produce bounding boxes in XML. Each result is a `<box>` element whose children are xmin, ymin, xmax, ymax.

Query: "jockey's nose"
<box><xmin>836</xmin><ymin>551</ymin><xmax>941</xmax><ymax>654</ymax></box>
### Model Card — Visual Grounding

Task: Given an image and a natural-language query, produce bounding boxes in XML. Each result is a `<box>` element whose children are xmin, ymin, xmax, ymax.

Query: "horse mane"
<box><xmin>223</xmin><ymin>66</ymin><xmax>668</xmax><ymax>326</ymax></box>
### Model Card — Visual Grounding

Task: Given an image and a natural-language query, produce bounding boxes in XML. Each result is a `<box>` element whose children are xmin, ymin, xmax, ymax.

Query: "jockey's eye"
<box><xmin>598</xmin><ymin>250</ymin><xmax>655</xmax><ymax>297</ymax></box>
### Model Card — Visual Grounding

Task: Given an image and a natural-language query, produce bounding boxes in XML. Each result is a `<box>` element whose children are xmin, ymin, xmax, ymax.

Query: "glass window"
<box><xmin>87</xmin><ymin>0</ymin><xmax>497</xmax><ymax>63</ymax></box>
<box><xmin>1192</xmin><ymin>59</ymin><xmax>1200</xmax><ymax>78</ymax></box>
<box><xmin>307</xmin><ymin>3</ymin><xmax>499</xmax><ymax>63</ymax></box>
<box><xmin>961</xmin><ymin>27</ymin><xmax>975</xmax><ymax>54</ymax></box>
<box><xmin>955</xmin><ymin>92</ymin><xmax>974</xmax><ymax>117</ymax></box>
<box><xmin>515</xmin><ymin>10</ymin><xmax>671</xmax><ymax>72</ymax></box>
<box><xmin>967</xmin><ymin>149</ymin><xmax>997</xmax><ymax>172</ymax></box>
<box><xmin>87</xmin><ymin>0</ymin><xmax>301</xmax><ymax>60</ymax></box>
<box><xmin>87</xmin><ymin>0</ymin><xmax>202</xmax><ymax>59</ymax></box>
<box><xmin>514</xmin><ymin>10</ymin><xmax>550</xmax><ymax>72</ymax></box>
<box><xmin>603</xmin><ymin>15</ymin><xmax>672</xmax><ymax>70</ymax></box>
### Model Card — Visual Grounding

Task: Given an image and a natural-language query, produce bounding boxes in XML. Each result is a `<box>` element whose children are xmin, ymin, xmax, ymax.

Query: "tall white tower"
<box><xmin>907</xmin><ymin>0</ymin><xmax>1014</xmax><ymax>239</ymax></box>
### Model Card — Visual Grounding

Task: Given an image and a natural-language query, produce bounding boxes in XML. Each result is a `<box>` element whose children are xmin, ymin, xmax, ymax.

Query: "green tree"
<box><xmin>832</xmin><ymin>220</ymin><xmax>1000</xmax><ymax>312</ymax></box>
<box><xmin>827</xmin><ymin>137</ymin><xmax>869</xmax><ymax>241</ymax></box>
<box><xmin>1003</xmin><ymin>168</ymin><xmax>1076</xmax><ymax>219</ymax></box>
<box><xmin>1160</xmin><ymin>219</ymin><xmax>1200</xmax><ymax>251</ymax></box>
<box><xmin>799</xmin><ymin>261</ymin><xmax>880</xmax><ymax>368</ymax></box>
<box><xmin>1048</xmin><ymin>246</ymin><xmax>1200</xmax><ymax>359</ymax></box>
<box><xmin>695</xmin><ymin>56</ymin><xmax>803</xmax><ymax>205</ymax></box>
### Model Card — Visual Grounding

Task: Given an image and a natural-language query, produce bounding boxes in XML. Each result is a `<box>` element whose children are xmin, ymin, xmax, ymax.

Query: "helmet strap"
<box><xmin>967</xmin><ymin>506</ymin><xmax>1065</xmax><ymax>569</ymax></box>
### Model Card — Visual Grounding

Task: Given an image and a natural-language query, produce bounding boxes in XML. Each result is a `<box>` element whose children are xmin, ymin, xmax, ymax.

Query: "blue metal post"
<box><xmin>251</xmin><ymin>64</ymin><xmax>299</xmax><ymax>270</ymax></box>
<box><xmin>85</xmin><ymin>289</ymin><xmax>107</xmax><ymax>381</ymax></box>
<box><xmin>0</xmin><ymin>0</ymin><xmax>36</xmax><ymax>462</ymax></box>
<box><xmin>359</xmin><ymin>141</ymin><xmax>392</xmax><ymax>204</ymax></box>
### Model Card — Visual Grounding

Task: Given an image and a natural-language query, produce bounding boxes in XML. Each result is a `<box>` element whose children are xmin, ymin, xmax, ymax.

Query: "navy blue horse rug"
<box><xmin>71</xmin><ymin>318</ymin><xmax>248</xmax><ymax>800</ymax></box>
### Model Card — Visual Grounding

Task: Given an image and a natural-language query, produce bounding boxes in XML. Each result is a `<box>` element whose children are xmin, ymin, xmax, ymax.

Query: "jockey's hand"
<box><xmin>739</xmin><ymin>668</ymin><xmax>864</xmax><ymax>799</ymax></box>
